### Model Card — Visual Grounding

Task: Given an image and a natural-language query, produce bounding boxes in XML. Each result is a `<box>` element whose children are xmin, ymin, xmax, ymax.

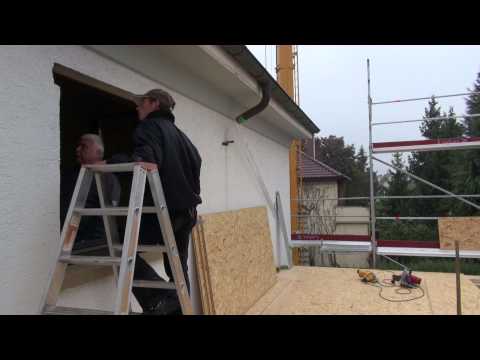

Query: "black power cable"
<box><xmin>366</xmin><ymin>273</ymin><xmax>426</xmax><ymax>303</ymax></box>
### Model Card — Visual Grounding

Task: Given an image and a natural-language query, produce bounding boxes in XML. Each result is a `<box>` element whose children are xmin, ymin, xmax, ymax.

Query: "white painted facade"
<box><xmin>0</xmin><ymin>45</ymin><xmax>313</xmax><ymax>314</ymax></box>
<box><xmin>336</xmin><ymin>206</ymin><xmax>370</xmax><ymax>236</ymax></box>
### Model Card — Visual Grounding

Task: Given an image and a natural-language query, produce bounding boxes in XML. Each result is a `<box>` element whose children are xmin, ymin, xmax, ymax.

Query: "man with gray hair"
<box><xmin>60</xmin><ymin>133</ymin><xmax>121</xmax><ymax>250</ymax></box>
<box><xmin>75</xmin><ymin>133</ymin><xmax>105</xmax><ymax>165</ymax></box>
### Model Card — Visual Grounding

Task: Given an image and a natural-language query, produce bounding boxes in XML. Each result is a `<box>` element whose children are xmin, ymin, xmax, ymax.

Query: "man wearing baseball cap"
<box><xmin>110</xmin><ymin>88</ymin><xmax>202</xmax><ymax>315</ymax></box>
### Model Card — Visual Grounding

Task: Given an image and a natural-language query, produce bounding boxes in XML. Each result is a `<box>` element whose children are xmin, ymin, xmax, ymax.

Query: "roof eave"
<box><xmin>218</xmin><ymin>45</ymin><xmax>320</xmax><ymax>135</ymax></box>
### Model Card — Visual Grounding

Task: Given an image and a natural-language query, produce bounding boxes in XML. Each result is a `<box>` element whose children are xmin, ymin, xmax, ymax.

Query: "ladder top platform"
<box><xmin>84</xmin><ymin>162</ymin><xmax>158</xmax><ymax>173</ymax></box>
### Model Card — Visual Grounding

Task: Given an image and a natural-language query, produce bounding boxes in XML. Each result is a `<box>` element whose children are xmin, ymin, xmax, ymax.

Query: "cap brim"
<box><xmin>131</xmin><ymin>94</ymin><xmax>146</xmax><ymax>104</ymax></box>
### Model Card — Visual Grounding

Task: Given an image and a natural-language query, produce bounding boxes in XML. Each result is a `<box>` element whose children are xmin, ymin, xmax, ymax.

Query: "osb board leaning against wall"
<box><xmin>438</xmin><ymin>217</ymin><xmax>480</xmax><ymax>250</ymax></box>
<box><xmin>192</xmin><ymin>206</ymin><xmax>277</xmax><ymax>315</ymax></box>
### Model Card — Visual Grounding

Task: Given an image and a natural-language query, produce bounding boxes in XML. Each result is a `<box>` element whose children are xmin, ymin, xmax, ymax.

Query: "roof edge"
<box><xmin>300</xmin><ymin>151</ymin><xmax>352</xmax><ymax>181</ymax></box>
<box><xmin>218</xmin><ymin>45</ymin><xmax>320</xmax><ymax>135</ymax></box>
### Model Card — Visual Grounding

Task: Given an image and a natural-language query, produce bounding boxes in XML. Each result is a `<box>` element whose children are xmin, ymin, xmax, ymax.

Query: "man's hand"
<box><xmin>135</xmin><ymin>162</ymin><xmax>158</xmax><ymax>172</ymax></box>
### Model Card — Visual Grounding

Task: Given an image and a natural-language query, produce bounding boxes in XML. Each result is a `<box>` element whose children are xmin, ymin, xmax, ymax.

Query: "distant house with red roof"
<box><xmin>295</xmin><ymin>140</ymin><xmax>370</xmax><ymax>267</ymax></box>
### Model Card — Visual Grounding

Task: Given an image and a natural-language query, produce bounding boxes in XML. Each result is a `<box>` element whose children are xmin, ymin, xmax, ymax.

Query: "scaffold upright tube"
<box><xmin>367</xmin><ymin>58</ymin><xmax>377</xmax><ymax>268</ymax></box>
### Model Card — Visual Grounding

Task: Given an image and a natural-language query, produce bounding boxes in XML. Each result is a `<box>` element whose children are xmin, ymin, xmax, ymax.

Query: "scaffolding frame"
<box><xmin>366</xmin><ymin>59</ymin><xmax>480</xmax><ymax>267</ymax></box>
<box><xmin>288</xmin><ymin>61</ymin><xmax>480</xmax><ymax>267</ymax></box>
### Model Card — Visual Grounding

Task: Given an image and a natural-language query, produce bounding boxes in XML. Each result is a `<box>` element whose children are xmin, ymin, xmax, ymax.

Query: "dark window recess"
<box><xmin>55</xmin><ymin>68</ymin><xmax>138</xmax><ymax>253</ymax></box>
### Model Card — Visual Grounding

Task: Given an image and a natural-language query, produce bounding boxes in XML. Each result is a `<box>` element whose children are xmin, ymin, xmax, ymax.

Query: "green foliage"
<box><xmin>376</xmin><ymin>220</ymin><xmax>437</xmax><ymax>241</ymax></box>
<box><xmin>313</xmin><ymin>69</ymin><xmax>480</xmax><ymax>248</ymax></box>
<box><xmin>464</xmin><ymin>71</ymin><xmax>480</xmax><ymax>136</ymax></box>
<box><xmin>376</xmin><ymin>89</ymin><xmax>480</xmax><ymax>242</ymax></box>
<box><xmin>313</xmin><ymin>135</ymin><xmax>357</xmax><ymax>177</ymax></box>
<box><xmin>454</xmin><ymin>72</ymin><xmax>480</xmax><ymax>216</ymax></box>
<box><xmin>407</xmin><ymin>99</ymin><xmax>465</xmax><ymax>217</ymax></box>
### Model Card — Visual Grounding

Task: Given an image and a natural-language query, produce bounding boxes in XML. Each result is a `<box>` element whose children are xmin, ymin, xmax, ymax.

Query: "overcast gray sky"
<box><xmin>247</xmin><ymin>45</ymin><xmax>480</xmax><ymax>173</ymax></box>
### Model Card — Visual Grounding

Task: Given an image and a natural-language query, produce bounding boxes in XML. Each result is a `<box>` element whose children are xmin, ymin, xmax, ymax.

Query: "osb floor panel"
<box><xmin>246</xmin><ymin>266</ymin><xmax>480</xmax><ymax>315</ymax></box>
<box><xmin>438</xmin><ymin>217</ymin><xmax>480</xmax><ymax>250</ymax></box>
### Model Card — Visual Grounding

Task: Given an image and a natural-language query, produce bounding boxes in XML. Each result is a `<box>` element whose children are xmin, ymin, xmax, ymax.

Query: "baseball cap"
<box><xmin>132</xmin><ymin>89</ymin><xmax>176</xmax><ymax>111</ymax></box>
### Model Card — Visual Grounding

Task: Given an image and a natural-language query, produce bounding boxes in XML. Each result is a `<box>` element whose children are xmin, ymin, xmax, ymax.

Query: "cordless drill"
<box><xmin>391</xmin><ymin>270</ymin><xmax>422</xmax><ymax>288</ymax></box>
<box><xmin>357</xmin><ymin>269</ymin><xmax>377</xmax><ymax>283</ymax></box>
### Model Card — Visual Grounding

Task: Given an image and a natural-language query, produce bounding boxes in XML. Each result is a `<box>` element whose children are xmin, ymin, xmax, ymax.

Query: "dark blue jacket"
<box><xmin>111</xmin><ymin>110</ymin><xmax>202</xmax><ymax>211</ymax></box>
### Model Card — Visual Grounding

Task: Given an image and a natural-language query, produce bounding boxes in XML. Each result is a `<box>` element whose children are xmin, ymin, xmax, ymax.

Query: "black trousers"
<box><xmin>132</xmin><ymin>208</ymin><xmax>197</xmax><ymax>312</ymax></box>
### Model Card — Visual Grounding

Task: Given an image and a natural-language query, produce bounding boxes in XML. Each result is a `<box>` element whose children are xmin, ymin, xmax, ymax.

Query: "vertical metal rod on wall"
<box><xmin>455</xmin><ymin>240</ymin><xmax>462</xmax><ymax>315</ymax></box>
<box><xmin>367</xmin><ymin>59</ymin><xmax>377</xmax><ymax>269</ymax></box>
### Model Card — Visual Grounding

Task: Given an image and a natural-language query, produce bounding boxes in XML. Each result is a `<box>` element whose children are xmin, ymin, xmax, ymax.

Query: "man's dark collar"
<box><xmin>145</xmin><ymin>109</ymin><xmax>175</xmax><ymax>123</ymax></box>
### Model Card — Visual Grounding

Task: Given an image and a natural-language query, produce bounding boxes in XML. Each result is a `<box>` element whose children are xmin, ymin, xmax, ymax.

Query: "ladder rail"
<box><xmin>39</xmin><ymin>167</ymin><xmax>93</xmax><ymax>313</ymax></box>
<box><xmin>147</xmin><ymin>171</ymin><xmax>193</xmax><ymax>315</ymax></box>
<box><xmin>114</xmin><ymin>165</ymin><xmax>147</xmax><ymax>315</ymax></box>
<box><xmin>94</xmin><ymin>173</ymin><xmax>120</xmax><ymax>283</ymax></box>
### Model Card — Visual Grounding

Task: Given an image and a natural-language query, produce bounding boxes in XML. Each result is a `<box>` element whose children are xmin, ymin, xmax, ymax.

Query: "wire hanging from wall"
<box><xmin>264</xmin><ymin>45</ymin><xmax>268</xmax><ymax>72</ymax></box>
<box><xmin>271</xmin><ymin>45</ymin><xmax>275</xmax><ymax>76</ymax></box>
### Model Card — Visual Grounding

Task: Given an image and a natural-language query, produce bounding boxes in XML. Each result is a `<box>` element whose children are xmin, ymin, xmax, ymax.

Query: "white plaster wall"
<box><xmin>335</xmin><ymin>223</ymin><xmax>369</xmax><ymax>235</ymax></box>
<box><xmin>335</xmin><ymin>206</ymin><xmax>370</xmax><ymax>235</ymax></box>
<box><xmin>0</xmin><ymin>45</ymin><xmax>292</xmax><ymax>314</ymax></box>
<box><xmin>335</xmin><ymin>206</ymin><xmax>370</xmax><ymax>269</ymax></box>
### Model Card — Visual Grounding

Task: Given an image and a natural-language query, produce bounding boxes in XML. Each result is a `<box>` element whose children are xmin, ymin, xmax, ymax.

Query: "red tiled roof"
<box><xmin>298</xmin><ymin>152</ymin><xmax>350</xmax><ymax>181</ymax></box>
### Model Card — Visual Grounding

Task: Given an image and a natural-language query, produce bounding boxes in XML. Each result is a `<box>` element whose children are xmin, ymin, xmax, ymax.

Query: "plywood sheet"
<box><xmin>418</xmin><ymin>272</ymin><xmax>480</xmax><ymax>315</ymax></box>
<box><xmin>245</xmin><ymin>277</ymin><xmax>292</xmax><ymax>315</ymax></box>
<box><xmin>192</xmin><ymin>222</ymin><xmax>214</xmax><ymax>314</ymax></box>
<box><xmin>438</xmin><ymin>217</ymin><xmax>480</xmax><ymax>250</ymax></box>
<box><xmin>193</xmin><ymin>206</ymin><xmax>277</xmax><ymax>315</ymax></box>
<box><xmin>247</xmin><ymin>266</ymin><xmax>480</xmax><ymax>315</ymax></box>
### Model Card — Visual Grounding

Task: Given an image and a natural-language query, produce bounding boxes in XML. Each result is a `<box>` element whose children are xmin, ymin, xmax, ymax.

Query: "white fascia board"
<box><xmin>198</xmin><ymin>45</ymin><xmax>313</xmax><ymax>139</ymax></box>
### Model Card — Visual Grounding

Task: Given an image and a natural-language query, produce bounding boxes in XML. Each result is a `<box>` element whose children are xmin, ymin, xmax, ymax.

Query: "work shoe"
<box><xmin>144</xmin><ymin>298</ymin><xmax>182</xmax><ymax>315</ymax></box>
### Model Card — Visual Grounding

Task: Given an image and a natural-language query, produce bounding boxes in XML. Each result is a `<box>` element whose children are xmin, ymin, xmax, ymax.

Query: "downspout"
<box><xmin>236</xmin><ymin>81</ymin><xmax>272</xmax><ymax>124</ymax></box>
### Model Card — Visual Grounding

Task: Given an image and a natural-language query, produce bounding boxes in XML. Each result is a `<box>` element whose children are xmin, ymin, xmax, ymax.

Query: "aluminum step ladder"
<box><xmin>39</xmin><ymin>162</ymin><xmax>193</xmax><ymax>315</ymax></box>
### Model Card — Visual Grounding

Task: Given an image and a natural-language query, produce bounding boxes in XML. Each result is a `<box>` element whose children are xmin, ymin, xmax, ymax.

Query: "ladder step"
<box><xmin>74</xmin><ymin>207</ymin><xmax>158</xmax><ymax>216</ymax></box>
<box><xmin>113</xmin><ymin>244</ymin><xmax>167</xmax><ymax>253</ymax></box>
<box><xmin>43</xmin><ymin>305</ymin><xmax>114</xmax><ymax>315</ymax></box>
<box><xmin>133</xmin><ymin>280</ymin><xmax>176</xmax><ymax>289</ymax></box>
<box><xmin>84</xmin><ymin>163</ymin><xmax>137</xmax><ymax>173</ymax></box>
<box><xmin>59</xmin><ymin>255</ymin><xmax>122</xmax><ymax>266</ymax></box>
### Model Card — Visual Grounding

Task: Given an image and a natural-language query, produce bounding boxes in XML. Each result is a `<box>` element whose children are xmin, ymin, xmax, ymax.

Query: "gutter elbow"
<box><xmin>236</xmin><ymin>81</ymin><xmax>272</xmax><ymax>124</ymax></box>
